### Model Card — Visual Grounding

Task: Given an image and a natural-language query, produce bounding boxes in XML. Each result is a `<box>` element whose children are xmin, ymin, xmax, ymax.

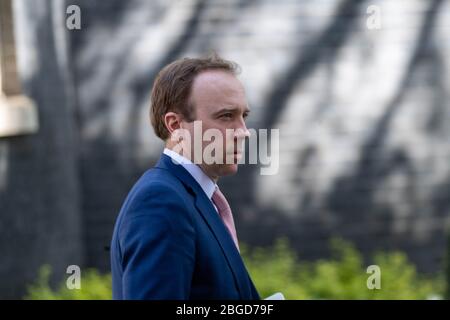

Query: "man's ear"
<box><xmin>164</xmin><ymin>112</ymin><xmax>182</xmax><ymax>136</ymax></box>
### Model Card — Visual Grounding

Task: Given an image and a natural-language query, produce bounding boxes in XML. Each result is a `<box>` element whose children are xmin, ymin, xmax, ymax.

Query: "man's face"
<box><xmin>181</xmin><ymin>70</ymin><xmax>250</xmax><ymax>181</ymax></box>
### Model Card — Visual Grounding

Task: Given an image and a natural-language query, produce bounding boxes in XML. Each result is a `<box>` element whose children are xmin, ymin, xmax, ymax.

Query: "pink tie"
<box><xmin>212</xmin><ymin>187</ymin><xmax>240</xmax><ymax>251</ymax></box>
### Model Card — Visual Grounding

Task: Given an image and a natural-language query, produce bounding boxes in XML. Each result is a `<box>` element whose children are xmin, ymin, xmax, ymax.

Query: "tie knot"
<box><xmin>212</xmin><ymin>187</ymin><xmax>229</xmax><ymax>212</ymax></box>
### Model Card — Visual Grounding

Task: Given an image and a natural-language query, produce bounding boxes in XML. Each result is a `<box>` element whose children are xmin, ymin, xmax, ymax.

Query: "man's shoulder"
<box><xmin>116</xmin><ymin>167</ymin><xmax>193</xmax><ymax>224</ymax></box>
<box><xmin>130</xmin><ymin>167</ymin><xmax>186</xmax><ymax>200</ymax></box>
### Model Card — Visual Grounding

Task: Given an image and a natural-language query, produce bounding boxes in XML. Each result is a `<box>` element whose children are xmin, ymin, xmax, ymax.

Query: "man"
<box><xmin>110</xmin><ymin>54</ymin><xmax>260</xmax><ymax>300</ymax></box>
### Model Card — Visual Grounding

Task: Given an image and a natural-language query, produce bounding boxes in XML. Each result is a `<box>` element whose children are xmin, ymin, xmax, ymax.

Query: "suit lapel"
<box><xmin>155</xmin><ymin>154</ymin><xmax>252</xmax><ymax>299</ymax></box>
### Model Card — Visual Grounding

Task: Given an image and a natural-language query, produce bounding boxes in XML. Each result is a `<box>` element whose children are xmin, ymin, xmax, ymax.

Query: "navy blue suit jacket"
<box><xmin>110</xmin><ymin>154</ymin><xmax>260</xmax><ymax>300</ymax></box>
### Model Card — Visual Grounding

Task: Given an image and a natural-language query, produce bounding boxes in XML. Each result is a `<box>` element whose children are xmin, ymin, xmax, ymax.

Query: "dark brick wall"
<box><xmin>0</xmin><ymin>0</ymin><xmax>82</xmax><ymax>299</ymax></box>
<box><xmin>69</xmin><ymin>0</ymin><xmax>450</xmax><ymax>273</ymax></box>
<box><xmin>1</xmin><ymin>0</ymin><xmax>449</xmax><ymax>298</ymax></box>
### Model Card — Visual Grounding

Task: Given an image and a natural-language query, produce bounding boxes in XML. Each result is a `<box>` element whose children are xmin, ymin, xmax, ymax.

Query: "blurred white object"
<box><xmin>0</xmin><ymin>95</ymin><xmax>38</xmax><ymax>137</ymax></box>
<box><xmin>264</xmin><ymin>292</ymin><xmax>285</xmax><ymax>300</ymax></box>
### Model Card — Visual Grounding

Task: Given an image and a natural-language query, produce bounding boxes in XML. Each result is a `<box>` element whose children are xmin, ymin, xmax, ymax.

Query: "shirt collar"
<box><xmin>163</xmin><ymin>148</ymin><xmax>217</xmax><ymax>199</ymax></box>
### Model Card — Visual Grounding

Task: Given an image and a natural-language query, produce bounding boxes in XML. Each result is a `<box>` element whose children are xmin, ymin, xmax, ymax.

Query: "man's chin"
<box><xmin>219</xmin><ymin>163</ymin><xmax>239</xmax><ymax>176</ymax></box>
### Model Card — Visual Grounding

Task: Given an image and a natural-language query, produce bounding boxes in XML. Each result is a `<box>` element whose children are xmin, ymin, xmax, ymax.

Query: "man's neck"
<box><xmin>199</xmin><ymin>164</ymin><xmax>219</xmax><ymax>183</ymax></box>
<box><xmin>165</xmin><ymin>144</ymin><xmax>219</xmax><ymax>183</ymax></box>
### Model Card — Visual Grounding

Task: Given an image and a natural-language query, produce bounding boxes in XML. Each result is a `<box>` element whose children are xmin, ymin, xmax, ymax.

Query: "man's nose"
<box><xmin>234</xmin><ymin>121</ymin><xmax>250</xmax><ymax>140</ymax></box>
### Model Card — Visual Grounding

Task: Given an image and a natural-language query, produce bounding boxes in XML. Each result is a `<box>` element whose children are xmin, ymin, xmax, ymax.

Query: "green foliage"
<box><xmin>241</xmin><ymin>238</ymin><xmax>443</xmax><ymax>300</ymax></box>
<box><xmin>445</xmin><ymin>229</ymin><xmax>450</xmax><ymax>300</ymax></box>
<box><xmin>25</xmin><ymin>238</ymin><xmax>444</xmax><ymax>300</ymax></box>
<box><xmin>25</xmin><ymin>265</ymin><xmax>111</xmax><ymax>300</ymax></box>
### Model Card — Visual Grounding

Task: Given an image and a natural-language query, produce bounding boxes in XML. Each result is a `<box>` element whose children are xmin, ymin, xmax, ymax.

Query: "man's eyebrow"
<box><xmin>213</xmin><ymin>106</ymin><xmax>251</xmax><ymax>115</ymax></box>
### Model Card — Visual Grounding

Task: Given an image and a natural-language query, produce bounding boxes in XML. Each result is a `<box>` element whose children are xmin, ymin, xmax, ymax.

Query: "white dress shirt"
<box><xmin>163</xmin><ymin>148</ymin><xmax>218</xmax><ymax>211</ymax></box>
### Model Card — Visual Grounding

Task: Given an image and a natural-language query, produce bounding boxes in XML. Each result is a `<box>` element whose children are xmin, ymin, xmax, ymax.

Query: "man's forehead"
<box><xmin>191</xmin><ymin>70</ymin><xmax>247</xmax><ymax>109</ymax></box>
<box><xmin>192</xmin><ymin>70</ymin><xmax>244</xmax><ymax>92</ymax></box>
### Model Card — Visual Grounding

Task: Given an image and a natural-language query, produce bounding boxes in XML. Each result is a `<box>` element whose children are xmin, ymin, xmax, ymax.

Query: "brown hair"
<box><xmin>150</xmin><ymin>54</ymin><xmax>240</xmax><ymax>140</ymax></box>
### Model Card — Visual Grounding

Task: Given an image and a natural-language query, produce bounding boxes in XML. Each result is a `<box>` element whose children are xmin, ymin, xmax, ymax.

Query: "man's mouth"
<box><xmin>233</xmin><ymin>152</ymin><xmax>242</xmax><ymax>160</ymax></box>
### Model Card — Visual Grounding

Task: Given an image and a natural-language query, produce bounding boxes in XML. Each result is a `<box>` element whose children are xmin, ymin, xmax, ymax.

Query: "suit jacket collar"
<box><xmin>162</xmin><ymin>148</ymin><xmax>216</xmax><ymax>199</ymax></box>
<box><xmin>155</xmin><ymin>153</ymin><xmax>253</xmax><ymax>299</ymax></box>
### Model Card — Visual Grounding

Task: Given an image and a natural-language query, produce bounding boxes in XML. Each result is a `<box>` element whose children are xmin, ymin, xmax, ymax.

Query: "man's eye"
<box><xmin>221</xmin><ymin>113</ymin><xmax>233</xmax><ymax>119</ymax></box>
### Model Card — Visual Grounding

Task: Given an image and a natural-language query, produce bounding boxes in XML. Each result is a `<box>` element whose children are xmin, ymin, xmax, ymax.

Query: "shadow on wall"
<box><xmin>233</xmin><ymin>0</ymin><xmax>450</xmax><ymax>273</ymax></box>
<box><xmin>9</xmin><ymin>0</ymin><xmax>448</xmax><ymax>278</ymax></box>
<box><xmin>68</xmin><ymin>0</ymin><xmax>272</xmax><ymax>270</ymax></box>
